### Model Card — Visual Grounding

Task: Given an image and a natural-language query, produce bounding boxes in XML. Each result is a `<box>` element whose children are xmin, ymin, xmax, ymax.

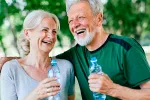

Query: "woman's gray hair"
<box><xmin>18</xmin><ymin>34</ymin><xmax>30</xmax><ymax>57</ymax></box>
<box><xmin>23</xmin><ymin>10</ymin><xmax>60</xmax><ymax>31</ymax></box>
<box><xmin>66</xmin><ymin>0</ymin><xmax>103</xmax><ymax>15</ymax></box>
<box><xmin>18</xmin><ymin>10</ymin><xmax>60</xmax><ymax>57</ymax></box>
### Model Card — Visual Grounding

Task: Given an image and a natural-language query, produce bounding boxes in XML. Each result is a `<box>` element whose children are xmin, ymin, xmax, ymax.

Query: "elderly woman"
<box><xmin>1</xmin><ymin>10</ymin><xmax>75</xmax><ymax>100</ymax></box>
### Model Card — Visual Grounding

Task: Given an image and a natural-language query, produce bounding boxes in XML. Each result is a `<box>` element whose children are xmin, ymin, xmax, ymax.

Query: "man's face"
<box><xmin>68</xmin><ymin>2</ymin><xmax>97</xmax><ymax>46</ymax></box>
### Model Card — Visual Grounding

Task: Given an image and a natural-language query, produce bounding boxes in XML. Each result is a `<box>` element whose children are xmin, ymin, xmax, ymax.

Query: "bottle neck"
<box><xmin>91</xmin><ymin>61</ymin><xmax>97</xmax><ymax>66</ymax></box>
<box><xmin>52</xmin><ymin>63</ymin><xmax>57</xmax><ymax>66</ymax></box>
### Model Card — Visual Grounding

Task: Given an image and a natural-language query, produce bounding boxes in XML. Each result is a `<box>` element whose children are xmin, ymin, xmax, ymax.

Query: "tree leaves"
<box><xmin>0</xmin><ymin>0</ymin><xmax>150</xmax><ymax>55</ymax></box>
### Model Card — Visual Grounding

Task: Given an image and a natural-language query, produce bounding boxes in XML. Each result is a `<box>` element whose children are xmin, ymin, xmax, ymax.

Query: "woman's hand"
<box><xmin>25</xmin><ymin>77</ymin><xmax>60</xmax><ymax>100</ymax></box>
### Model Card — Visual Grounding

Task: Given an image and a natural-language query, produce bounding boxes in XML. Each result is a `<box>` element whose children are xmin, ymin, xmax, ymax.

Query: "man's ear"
<box><xmin>96</xmin><ymin>13</ymin><xmax>103</xmax><ymax>26</ymax></box>
<box><xmin>24</xmin><ymin>29</ymin><xmax>30</xmax><ymax>40</ymax></box>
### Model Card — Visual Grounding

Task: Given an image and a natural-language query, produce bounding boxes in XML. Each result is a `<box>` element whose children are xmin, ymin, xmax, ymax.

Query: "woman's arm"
<box><xmin>1</xmin><ymin>61</ymin><xmax>18</xmax><ymax>100</ymax></box>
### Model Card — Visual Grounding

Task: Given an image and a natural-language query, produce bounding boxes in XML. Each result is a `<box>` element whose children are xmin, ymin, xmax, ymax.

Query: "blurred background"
<box><xmin>0</xmin><ymin>0</ymin><xmax>150</xmax><ymax>100</ymax></box>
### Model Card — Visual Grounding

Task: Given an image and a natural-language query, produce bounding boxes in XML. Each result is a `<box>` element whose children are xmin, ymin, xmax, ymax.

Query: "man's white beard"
<box><xmin>74</xmin><ymin>29</ymin><xmax>95</xmax><ymax>46</ymax></box>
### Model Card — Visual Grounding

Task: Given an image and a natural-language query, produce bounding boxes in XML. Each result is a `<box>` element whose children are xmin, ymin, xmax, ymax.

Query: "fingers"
<box><xmin>41</xmin><ymin>77</ymin><xmax>57</xmax><ymax>84</ymax></box>
<box><xmin>89</xmin><ymin>87</ymin><xmax>108</xmax><ymax>94</ymax></box>
<box><xmin>39</xmin><ymin>86</ymin><xmax>60</xmax><ymax>99</ymax></box>
<box><xmin>88</xmin><ymin>79</ymin><xmax>106</xmax><ymax>91</ymax></box>
<box><xmin>41</xmin><ymin>78</ymin><xmax>60</xmax><ymax>88</ymax></box>
<box><xmin>37</xmin><ymin>78</ymin><xmax>61</xmax><ymax>99</ymax></box>
<box><xmin>88</xmin><ymin>73</ymin><xmax>105</xmax><ymax>83</ymax></box>
<box><xmin>44</xmin><ymin>81</ymin><xmax>60</xmax><ymax>89</ymax></box>
<box><xmin>88</xmin><ymin>73</ymin><xmax>101</xmax><ymax>79</ymax></box>
<box><xmin>88</xmin><ymin>73</ymin><xmax>109</xmax><ymax>80</ymax></box>
<box><xmin>46</xmin><ymin>91</ymin><xmax>58</xmax><ymax>97</ymax></box>
<box><xmin>88</xmin><ymin>73</ymin><xmax>113</xmax><ymax>94</ymax></box>
<box><xmin>46</xmin><ymin>86</ymin><xmax>60</xmax><ymax>93</ymax></box>
<box><xmin>38</xmin><ymin>88</ymin><xmax>59</xmax><ymax>99</ymax></box>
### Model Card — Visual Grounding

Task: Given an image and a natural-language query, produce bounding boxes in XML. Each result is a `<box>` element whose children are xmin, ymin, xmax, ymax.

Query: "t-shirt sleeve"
<box><xmin>67</xmin><ymin>61</ymin><xmax>75</xmax><ymax>96</ymax></box>
<box><xmin>1</xmin><ymin>61</ymin><xmax>18</xmax><ymax>100</ymax></box>
<box><xmin>124</xmin><ymin>39</ymin><xmax>150</xmax><ymax>87</ymax></box>
<box><xmin>56</xmin><ymin>48</ymin><xmax>72</xmax><ymax>61</ymax></box>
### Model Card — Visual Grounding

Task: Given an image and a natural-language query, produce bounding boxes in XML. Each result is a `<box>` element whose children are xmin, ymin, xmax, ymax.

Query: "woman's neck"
<box><xmin>23</xmin><ymin>51</ymin><xmax>51</xmax><ymax>70</ymax></box>
<box><xmin>17</xmin><ymin>51</ymin><xmax>51</xmax><ymax>81</ymax></box>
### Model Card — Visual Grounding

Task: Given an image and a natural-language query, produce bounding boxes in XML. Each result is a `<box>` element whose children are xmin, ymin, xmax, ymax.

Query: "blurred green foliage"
<box><xmin>104</xmin><ymin>0</ymin><xmax>150</xmax><ymax>41</ymax></box>
<box><xmin>0</xmin><ymin>0</ymin><xmax>150</xmax><ymax>99</ymax></box>
<box><xmin>0</xmin><ymin>0</ymin><xmax>150</xmax><ymax>56</ymax></box>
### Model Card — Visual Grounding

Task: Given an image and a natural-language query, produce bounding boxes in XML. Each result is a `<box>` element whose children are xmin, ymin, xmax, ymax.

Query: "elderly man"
<box><xmin>57</xmin><ymin>0</ymin><xmax>150</xmax><ymax>100</ymax></box>
<box><xmin>1</xmin><ymin>0</ymin><xmax>150</xmax><ymax>100</ymax></box>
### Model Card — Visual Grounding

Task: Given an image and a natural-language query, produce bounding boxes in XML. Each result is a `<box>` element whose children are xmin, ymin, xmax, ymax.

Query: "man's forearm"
<box><xmin>108</xmin><ymin>84</ymin><xmax>150</xmax><ymax>100</ymax></box>
<box><xmin>0</xmin><ymin>57</ymin><xmax>20</xmax><ymax>71</ymax></box>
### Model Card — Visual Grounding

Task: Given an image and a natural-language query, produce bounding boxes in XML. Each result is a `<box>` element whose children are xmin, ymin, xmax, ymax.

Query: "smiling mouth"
<box><xmin>75</xmin><ymin>29</ymin><xmax>86</xmax><ymax>35</ymax></box>
<box><xmin>42</xmin><ymin>41</ymin><xmax>52</xmax><ymax>44</ymax></box>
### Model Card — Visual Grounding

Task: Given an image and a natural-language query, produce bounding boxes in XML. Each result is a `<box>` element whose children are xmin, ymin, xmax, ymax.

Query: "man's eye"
<box><xmin>78</xmin><ymin>16</ymin><xmax>85</xmax><ymax>21</ymax></box>
<box><xmin>69</xmin><ymin>20</ymin><xmax>73</xmax><ymax>24</ymax></box>
<box><xmin>79</xmin><ymin>16</ymin><xmax>85</xmax><ymax>19</ymax></box>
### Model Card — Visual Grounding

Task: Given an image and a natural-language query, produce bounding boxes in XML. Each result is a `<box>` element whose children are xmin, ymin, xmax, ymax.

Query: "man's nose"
<box><xmin>72</xmin><ymin>19</ymin><xmax>80</xmax><ymax>29</ymax></box>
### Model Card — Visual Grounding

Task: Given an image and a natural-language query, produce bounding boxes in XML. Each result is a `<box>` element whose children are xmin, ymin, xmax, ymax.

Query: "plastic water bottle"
<box><xmin>48</xmin><ymin>59</ymin><xmax>61</xmax><ymax>100</ymax></box>
<box><xmin>89</xmin><ymin>57</ymin><xmax>106</xmax><ymax>100</ymax></box>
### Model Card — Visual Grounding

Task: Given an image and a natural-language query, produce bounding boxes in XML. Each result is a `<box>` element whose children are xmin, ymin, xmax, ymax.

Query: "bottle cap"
<box><xmin>90</xmin><ymin>57</ymin><xmax>97</xmax><ymax>62</ymax></box>
<box><xmin>51</xmin><ymin>59</ymin><xmax>57</xmax><ymax>64</ymax></box>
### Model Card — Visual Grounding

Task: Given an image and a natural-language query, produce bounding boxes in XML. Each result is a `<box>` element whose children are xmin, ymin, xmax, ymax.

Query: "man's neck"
<box><xmin>86</xmin><ymin>28</ymin><xmax>109</xmax><ymax>51</ymax></box>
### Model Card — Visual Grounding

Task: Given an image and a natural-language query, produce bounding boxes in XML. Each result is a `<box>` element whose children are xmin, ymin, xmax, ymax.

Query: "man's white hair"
<box><xmin>66</xmin><ymin>0</ymin><xmax>103</xmax><ymax>15</ymax></box>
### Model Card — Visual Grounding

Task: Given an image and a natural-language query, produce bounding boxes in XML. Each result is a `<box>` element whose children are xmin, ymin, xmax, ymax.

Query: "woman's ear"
<box><xmin>96</xmin><ymin>13</ymin><xmax>103</xmax><ymax>26</ymax></box>
<box><xmin>24</xmin><ymin>29</ymin><xmax>30</xmax><ymax>41</ymax></box>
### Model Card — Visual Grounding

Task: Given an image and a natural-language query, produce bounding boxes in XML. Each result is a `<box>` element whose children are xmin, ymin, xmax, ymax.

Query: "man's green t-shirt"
<box><xmin>57</xmin><ymin>34</ymin><xmax>150</xmax><ymax>100</ymax></box>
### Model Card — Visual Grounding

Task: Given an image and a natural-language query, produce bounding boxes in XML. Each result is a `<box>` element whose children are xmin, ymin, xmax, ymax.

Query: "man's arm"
<box><xmin>68</xmin><ymin>94</ymin><xmax>75</xmax><ymax>100</ymax></box>
<box><xmin>0</xmin><ymin>57</ymin><xmax>20</xmax><ymax>71</ymax></box>
<box><xmin>88</xmin><ymin>73</ymin><xmax>150</xmax><ymax>100</ymax></box>
<box><xmin>111</xmin><ymin>81</ymin><xmax>150</xmax><ymax>100</ymax></box>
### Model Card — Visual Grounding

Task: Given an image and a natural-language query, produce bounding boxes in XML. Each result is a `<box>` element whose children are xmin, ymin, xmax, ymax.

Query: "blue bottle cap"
<box><xmin>51</xmin><ymin>59</ymin><xmax>57</xmax><ymax>64</ymax></box>
<box><xmin>90</xmin><ymin>57</ymin><xmax>97</xmax><ymax>62</ymax></box>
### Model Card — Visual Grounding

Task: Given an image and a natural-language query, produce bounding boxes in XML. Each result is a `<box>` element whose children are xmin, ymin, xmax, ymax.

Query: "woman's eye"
<box><xmin>52</xmin><ymin>30</ymin><xmax>57</xmax><ymax>35</ymax></box>
<box><xmin>42</xmin><ymin>29</ymin><xmax>48</xmax><ymax>33</ymax></box>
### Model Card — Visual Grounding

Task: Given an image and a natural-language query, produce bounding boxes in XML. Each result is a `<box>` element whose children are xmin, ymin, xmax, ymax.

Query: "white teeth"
<box><xmin>75</xmin><ymin>29</ymin><xmax>86</xmax><ymax>34</ymax></box>
<box><xmin>47</xmin><ymin>41</ymin><xmax>52</xmax><ymax>44</ymax></box>
<box><xmin>42</xmin><ymin>41</ymin><xmax>52</xmax><ymax>44</ymax></box>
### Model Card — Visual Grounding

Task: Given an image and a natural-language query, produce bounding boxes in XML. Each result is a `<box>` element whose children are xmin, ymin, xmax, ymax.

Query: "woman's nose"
<box><xmin>47</xmin><ymin>32</ymin><xmax>56</xmax><ymax>39</ymax></box>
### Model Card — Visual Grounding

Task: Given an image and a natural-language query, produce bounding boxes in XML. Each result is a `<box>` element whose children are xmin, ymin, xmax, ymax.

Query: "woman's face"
<box><xmin>27</xmin><ymin>17</ymin><xmax>57</xmax><ymax>54</ymax></box>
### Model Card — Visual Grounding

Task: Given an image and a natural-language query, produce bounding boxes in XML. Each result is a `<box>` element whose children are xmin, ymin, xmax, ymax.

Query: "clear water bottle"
<box><xmin>48</xmin><ymin>59</ymin><xmax>61</xmax><ymax>100</ymax></box>
<box><xmin>89</xmin><ymin>57</ymin><xmax>106</xmax><ymax>100</ymax></box>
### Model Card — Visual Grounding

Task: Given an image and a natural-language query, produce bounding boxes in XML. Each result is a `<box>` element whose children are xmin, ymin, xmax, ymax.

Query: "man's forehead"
<box><xmin>67</xmin><ymin>2</ymin><xmax>92</xmax><ymax>17</ymax></box>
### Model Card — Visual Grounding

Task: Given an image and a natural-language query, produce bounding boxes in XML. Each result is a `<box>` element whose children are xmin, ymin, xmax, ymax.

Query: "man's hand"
<box><xmin>88</xmin><ymin>73</ymin><xmax>116</xmax><ymax>95</ymax></box>
<box><xmin>0</xmin><ymin>57</ymin><xmax>16</xmax><ymax>71</ymax></box>
<box><xmin>88</xmin><ymin>73</ymin><xmax>150</xmax><ymax>100</ymax></box>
